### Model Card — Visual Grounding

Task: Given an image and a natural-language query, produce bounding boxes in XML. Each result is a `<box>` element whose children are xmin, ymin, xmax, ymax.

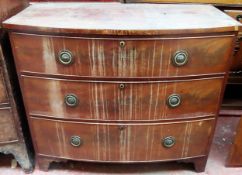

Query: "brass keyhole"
<box><xmin>118</xmin><ymin>125</ymin><xmax>127</xmax><ymax>130</ymax></box>
<box><xmin>119</xmin><ymin>83</ymin><xmax>125</xmax><ymax>89</ymax></box>
<box><xmin>120</xmin><ymin>41</ymin><xmax>126</xmax><ymax>48</ymax></box>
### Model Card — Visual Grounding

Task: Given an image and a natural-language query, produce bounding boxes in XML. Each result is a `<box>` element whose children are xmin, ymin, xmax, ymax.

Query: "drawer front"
<box><xmin>11</xmin><ymin>33</ymin><xmax>233</xmax><ymax>78</ymax></box>
<box><xmin>0</xmin><ymin>108</ymin><xmax>18</xmax><ymax>142</ymax></box>
<box><xmin>0</xmin><ymin>70</ymin><xmax>9</xmax><ymax>105</ymax></box>
<box><xmin>0</xmin><ymin>48</ymin><xmax>9</xmax><ymax>105</ymax></box>
<box><xmin>32</xmin><ymin>118</ymin><xmax>214</xmax><ymax>161</ymax></box>
<box><xmin>22</xmin><ymin>76</ymin><xmax>223</xmax><ymax>121</ymax></box>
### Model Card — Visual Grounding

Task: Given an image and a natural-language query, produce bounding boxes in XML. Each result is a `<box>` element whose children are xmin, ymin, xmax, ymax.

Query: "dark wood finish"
<box><xmin>0</xmin><ymin>0</ymin><xmax>28</xmax><ymax>27</ymax></box>
<box><xmin>32</xmin><ymin>117</ymin><xmax>215</xmax><ymax>162</ymax></box>
<box><xmin>225</xmin><ymin>10</ymin><xmax>242</xmax><ymax>70</ymax></box>
<box><xmin>0</xmin><ymin>70</ymin><xmax>9</xmax><ymax>105</ymax></box>
<box><xmin>10</xmin><ymin>33</ymin><xmax>234</xmax><ymax>78</ymax></box>
<box><xmin>22</xmin><ymin>76</ymin><xmax>223</xmax><ymax>121</ymax></box>
<box><xmin>0</xmin><ymin>0</ymin><xmax>33</xmax><ymax>172</ymax></box>
<box><xmin>227</xmin><ymin>116</ymin><xmax>242</xmax><ymax>166</ymax></box>
<box><xmin>123</xmin><ymin>0</ymin><xmax>242</xmax><ymax>169</ymax></box>
<box><xmin>0</xmin><ymin>42</ymin><xmax>33</xmax><ymax>172</ymax></box>
<box><xmin>2</xmin><ymin>3</ymin><xmax>240</xmax><ymax>36</ymax></box>
<box><xmin>4</xmin><ymin>3</ymin><xmax>239</xmax><ymax>172</ymax></box>
<box><xmin>0</xmin><ymin>108</ymin><xmax>18</xmax><ymax>142</ymax></box>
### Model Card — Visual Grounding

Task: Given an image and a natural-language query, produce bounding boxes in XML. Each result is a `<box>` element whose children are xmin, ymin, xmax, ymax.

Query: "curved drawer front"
<box><xmin>22</xmin><ymin>76</ymin><xmax>223</xmax><ymax>121</ymax></box>
<box><xmin>32</xmin><ymin>118</ymin><xmax>214</xmax><ymax>162</ymax></box>
<box><xmin>11</xmin><ymin>33</ymin><xmax>233</xmax><ymax>78</ymax></box>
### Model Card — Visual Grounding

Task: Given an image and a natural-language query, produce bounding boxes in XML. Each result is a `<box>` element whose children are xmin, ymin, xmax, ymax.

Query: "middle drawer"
<box><xmin>22</xmin><ymin>76</ymin><xmax>223</xmax><ymax>121</ymax></box>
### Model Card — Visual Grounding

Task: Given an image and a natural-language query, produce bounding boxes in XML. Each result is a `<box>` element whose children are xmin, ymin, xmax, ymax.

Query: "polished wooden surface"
<box><xmin>5</xmin><ymin>2</ymin><xmax>238</xmax><ymax>172</ymax></box>
<box><xmin>124</xmin><ymin>0</ymin><xmax>242</xmax><ymax>6</ymax></box>
<box><xmin>227</xmin><ymin>116</ymin><xmax>242</xmax><ymax>166</ymax></box>
<box><xmin>11</xmin><ymin>33</ymin><xmax>234</xmax><ymax>78</ymax></box>
<box><xmin>22</xmin><ymin>76</ymin><xmax>223</xmax><ymax>121</ymax></box>
<box><xmin>0</xmin><ymin>0</ymin><xmax>28</xmax><ymax>27</ymax></box>
<box><xmin>31</xmin><ymin>117</ymin><xmax>214</xmax><ymax>162</ymax></box>
<box><xmin>3</xmin><ymin>3</ymin><xmax>241</xmax><ymax>35</ymax></box>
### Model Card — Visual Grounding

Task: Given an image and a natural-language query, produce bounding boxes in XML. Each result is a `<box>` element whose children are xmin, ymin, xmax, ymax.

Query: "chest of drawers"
<box><xmin>3</xmin><ymin>2</ymin><xmax>240</xmax><ymax>172</ymax></box>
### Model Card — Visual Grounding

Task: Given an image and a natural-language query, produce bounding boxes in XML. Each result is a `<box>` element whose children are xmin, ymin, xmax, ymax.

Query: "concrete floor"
<box><xmin>0</xmin><ymin>117</ymin><xmax>242</xmax><ymax>175</ymax></box>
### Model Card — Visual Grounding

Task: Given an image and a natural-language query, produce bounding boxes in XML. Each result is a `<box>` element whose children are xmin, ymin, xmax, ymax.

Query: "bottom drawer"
<box><xmin>31</xmin><ymin>117</ymin><xmax>215</xmax><ymax>162</ymax></box>
<box><xmin>0</xmin><ymin>108</ymin><xmax>18</xmax><ymax>143</ymax></box>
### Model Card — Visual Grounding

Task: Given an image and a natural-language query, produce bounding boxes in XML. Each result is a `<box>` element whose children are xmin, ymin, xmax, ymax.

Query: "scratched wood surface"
<box><xmin>10</xmin><ymin>33</ymin><xmax>234</xmax><ymax>78</ymax></box>
<box><xmin>22</xmin><ymin>76</ymin><xmax>223</xmax><ymax>121</ymax></box>
<box><xmin>3</xmin><ymin>3</ymin><xmax>241</xmax><ymax>35</ymax></box>
<box><xmin>5</xmin><ymin>2</ymin><xmax>238</xmax><ymax>172</ymax></box>
<box><xmin>31</xmin><ymin>117</ymin><xmax>214</xmax><ymax>162</ymax></box>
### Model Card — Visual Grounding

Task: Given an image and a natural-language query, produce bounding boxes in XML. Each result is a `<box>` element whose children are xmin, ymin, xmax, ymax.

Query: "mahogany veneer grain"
<box><xmin>3</xmin><ymin>2</ymin><xmax>240</xmax><ymax>172</ymax></box>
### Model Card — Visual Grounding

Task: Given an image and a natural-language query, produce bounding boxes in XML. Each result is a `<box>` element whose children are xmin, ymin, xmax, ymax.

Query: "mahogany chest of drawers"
<box><xmin>0</xmin><ymin>0</ymin><xmax>33</xmax><ymax>172</ymax></box>
<box><xmin>3</xmin><ymin>2</ymin><xmax>240</xmax><ymax>172</ymax></box>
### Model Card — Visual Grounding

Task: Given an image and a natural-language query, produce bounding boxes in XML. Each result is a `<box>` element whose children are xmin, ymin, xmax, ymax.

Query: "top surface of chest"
<box><xmin>3</xmin><ymin>2</ymin><xmax>241</xmax><ymax>35</ymax></box>
<box><xmin>0</xmin><ymin>0</ymin><xmax>28</xmax><ymax>26</ymax></box>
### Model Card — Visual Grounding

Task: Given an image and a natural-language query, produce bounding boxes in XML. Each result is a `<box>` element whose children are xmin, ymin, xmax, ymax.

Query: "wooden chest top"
<box><xmin>3</xmin><ymin>3</ymin><xmax>241</xmax><ymax>35</ymax></box>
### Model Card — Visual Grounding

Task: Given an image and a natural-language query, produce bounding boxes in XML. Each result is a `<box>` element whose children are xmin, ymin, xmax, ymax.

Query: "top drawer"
<box><xmin>10</xmin><ymin>33</ymin><xmax>233</xmax><ymax>78</ymax></box>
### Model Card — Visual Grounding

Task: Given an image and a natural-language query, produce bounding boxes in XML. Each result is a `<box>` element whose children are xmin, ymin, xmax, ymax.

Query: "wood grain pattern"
<box><xmin>0</xmin><ymin>70</ymin><xmax>9</xmax><ymax>105</ymax></box>
<box><xmin>0</xmin><ymin>108</ymin><xmax>18</xmax><ymax>143</ymax></box>
<box><xmin>3</xmin><ymin>3</ymin><xmax>241</xmax><ymax>35</ymax></box>
<box><xmin>31</xmin><ymin>117</ymin><xmax>215</xmax><ymax>162</ymax></box>
<box><xmin>11</xmin><ymin>33</ymin><xmax>234</xmax><ymax>78</ymax></box>
<box><xmin>225</xmin><ymin>10</ymin><xmax>242</xmax><ymax>70</ymax></box>
<box><xmin>22</xmin><ymin>76</ymin><xmax>223</xmax><ymax>121</ymax></box>
<box><xmin>5</xmin><ymin>2</ymin><xmax>238</xmax><ymax>172</ymax></box>
<box><xmin>0</xmin><ymin>0</ymin><xmax>28</xmax><ymax>27</ymax></box>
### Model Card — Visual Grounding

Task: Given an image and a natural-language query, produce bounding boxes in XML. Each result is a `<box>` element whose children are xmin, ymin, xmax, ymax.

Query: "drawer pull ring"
<box><xmin>236</xmin><ymin>15</ymin><xmax>242</xmax><ymax>21</ymax></box>
<box><xmin>119</xmin><ymin>83</ymin><xmax>125</xmax><ymax>89</ymax></box>
<box><xmin>65</xmin><ymin>94</ymin><xmax>79</xmax><ymax>107</ymax></box>
<box><xmin>120</xmin><ymin>41</ymin><xmax>126</xmax><ymax>48</ymax></box>
<box><xmin>58</xmin><ymin>50</ymin><xmax>73</xmax><ymax>65</ymax></box>
<box><xmin>167</xmin><ymin>94</ymin><xmax>181</xmax><ymax>108</ymax></box>
<box><xmin>172</xmin><ymin>50</ymin><xmax>188</xmax><ymax>67</ymax></box>
<box><xmin>70</xmin><ymin>136</ymin><xmax>83</xmax><ymax>147</ymax></box>
<box><xmin>162</xmin><ymin>136</ymin><xmax>175</xmax><ymax>148</ymax></box>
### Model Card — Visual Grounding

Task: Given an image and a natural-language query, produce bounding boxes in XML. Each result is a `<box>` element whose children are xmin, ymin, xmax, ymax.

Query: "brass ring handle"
<box><xmin>162</xmin><ymin>136</ymin><xmax>176</xmax><ymax>148</ymax></box>
<box><xmin>172</xmin><ymin>50</ymin><xmax>188</xmax><ymax>67</ymax></box>
<box><xmin>70</xmin><ymin>136</ymin><xmax>83</xmax><ymax>147</ymax></box>
<box><xmin>167</xmin><ymin>94</ymin><xmax>181</xmax><ymax>108</ymax></box>
<box><xmin>65</xmin><ymin>94</ymin><xmax>79</xmax><ymax>107</ymax></box>
<box><xmin>58</xmin><ymin>50</ymin><xmax>73</xmax><ymax>65</ymax></box>
<box><xmin>236</xmin><ymin>14</ymin><xmax>242</xmax><ymax>21</ymax></box>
